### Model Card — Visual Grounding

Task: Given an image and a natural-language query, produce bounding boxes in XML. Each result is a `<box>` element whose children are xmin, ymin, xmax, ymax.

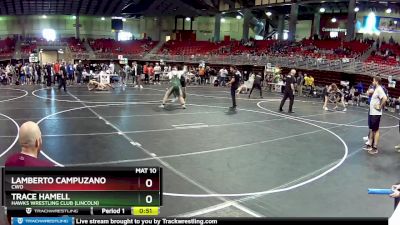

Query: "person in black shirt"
<box><xmin>227</xmin><ymin>66</ymin><xmax>241</xmax><ymax>110</ymax></box>
<box><xmin>58</xmin><ymin>62</ymin><xmax>67</xmax><ymax>92</ymax></box>
<box><xmin>248</xmin><ymin>73</ymin><xmax>263</xmax><ymax>99</ymax></box>
<box><xmin>279</xmin><ymin>69</ymin><xmax>296</xmax><ymax>113</ymax></box>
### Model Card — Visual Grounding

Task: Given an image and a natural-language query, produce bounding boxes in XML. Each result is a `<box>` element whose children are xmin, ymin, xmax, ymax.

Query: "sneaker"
<box><xmin>182</xmin><ymin>105</ymin><xmax>186</xmax><ymax>109</ymax></box>
<box><xmin>248</xmin><ymin>95</ymin><xmax>251</xmax><ymax>99</ymax></box>
<box><xmin>363</xmin><ymin>145</ymin><xmax>372</xmax><ymax>151</ymax></box>
<box><xmin>368</xmin><ymin>147</ymin><xmax>378</xmax><ymax>155</ymax></box>
<box><xmin>140</xmin><ymin>85</ymin><xmax>143</xmax><ymax>89</ymax></box>
<box><xmin>343</xmin><ymin>108</ymin><xmax>347</xmax><ymax>112</ymax></box>
<box><xmin>363</xmin><ymin>136</ymin><xmax>369</xmax><ymax>142</ymax></box>
<box><xmin>159</xmin><ymin>104</ymin><xmax>165</xmax><ymax>109</ymax></box>
<box><xmin>365</xmin><ymin>141</ymin><xmax>370</xmax><ymax>145</ymax></box>
<box><xmin>323</xmin><ymin>107</ymin><xmax>329</xmax><ymax>111</ymax></box>
<box><xmin>229</xmin><ymin>106</ymin><xmax>237</xmax><ymax>110</ymax></box>
<box><xmin>395</xmin><ymin>145</ymin><xmax>400</xmax><ymax>152</ymax></box>
<box><xmin>134</xmin><ymin>85</ymin><xmax>138</xmax><ymax>88</ymax></box>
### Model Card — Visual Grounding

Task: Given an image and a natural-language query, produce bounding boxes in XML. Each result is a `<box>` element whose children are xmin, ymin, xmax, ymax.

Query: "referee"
<box><xmin>227</xmin><ymin>66</ymin><xmax>241</xmax><ymax>110</ymax></box>
<box><xmin>279</xmin><ymin>69</ymin><xmax>296</xmax><ymax>113</ymax></box>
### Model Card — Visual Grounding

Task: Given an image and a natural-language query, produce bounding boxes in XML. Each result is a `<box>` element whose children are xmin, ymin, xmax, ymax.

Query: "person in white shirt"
<box><xmin>154</xmin><ymin>63</ymin><xmax>162</xmax><ymax>85</ymax></box>
<box><xmin>219</xmin><ymin>67</ymin><xmax>228</xmax><ymax>86</ymax></box>
<box><xmin>109</xmin><ymin>61</ymin><xmax>115</xmax><ymax>74</ymax></box>
<box><xmin>363</xmin><ymin>76</ymin><xmax>387</xmax><ymax>155</ymax></box>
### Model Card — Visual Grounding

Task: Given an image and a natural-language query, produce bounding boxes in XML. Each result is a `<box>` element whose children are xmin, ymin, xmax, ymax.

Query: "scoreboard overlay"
<box><xmin>2</xmin><ymin>167</ymin><xmax>162</xmax><ymax>217</ymax></box>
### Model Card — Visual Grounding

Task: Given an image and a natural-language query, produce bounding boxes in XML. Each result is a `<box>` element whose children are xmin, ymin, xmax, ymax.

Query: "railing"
<box><xmin>144</xmin><ymin>54</ymin><xmax>400</xmax><ymax>78</ymax></box>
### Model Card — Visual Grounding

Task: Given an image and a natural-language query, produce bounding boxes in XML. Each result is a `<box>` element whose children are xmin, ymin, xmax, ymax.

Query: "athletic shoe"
<box><xmin>365</xmin><ymin>141</ymin><xmax>370</xmax><ymax>145</ymax></box>
<box><xmin>395</xmin><ymin>145</ymin><xmax>400</xmax><ymax>152</ymax></box>
<box><xmin>363</xmin><ymin>136</ymin><xmax>369</xmax><ymax>141</ymax></box>
<box><xmin>159</xmin><ymin>104</ymin><xmax>165</xmax><ymax>109</ymax></box>
<box><xmin>368</xmin><ymin>147</ymin><xmax>378</xmax><ymax>155</ymax></box>
<box><xmin>343</xmin><ymin>108</ymin><xmax>347</xmax><ymax>112</ymax></box>
<box><xmin>134</xmin><ymin>85</ymin><xmax>138</xmax><ymax>88</ymax></box>
<box><xmin>323</xmin><ymin>107</ymin><xmax>329</xmax><ymax>111</ymax></box>
<box><xmin>248</xmin><ymin>95</ymin><xmax>251</xmax><ymax>99</ymax></box>
<box><xmin>363</xmin><ymin>145</ymin><xmax>372</xmax><ymax>151</ymax></box>
<box><xmin>182</xmin><ymin>105</ymin><xmax>186</xmax><ymax>109</ymax></box>
<box><xmin>140</xmin><ymin>85</ymin><xmax>143</xmax><ymax>89</ymax></box>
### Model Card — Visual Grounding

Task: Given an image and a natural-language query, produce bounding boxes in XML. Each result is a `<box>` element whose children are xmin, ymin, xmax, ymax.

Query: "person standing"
<box><xmin>54</xmin><ymin>61</ymin><xmax>60</xmax><ymax>84</ymax></box>
<box><xmin>58</xmin><ymin>62</ymin><xmax>67</xmax><ymax>92</ymax></box>
<box><xmin>227</xmin><ymin>66</ymin><xmax>241</xmax><ymax>110</ymax></box>
<box><xmin>248</xmin><ymin>73</ymin><xmax>263</xmax><ymax>99</ymax></box>
<box><xmin>279</xmin><ymin>69</ymin><xmax>296</xmax><ymax>113</ymax></box>
<box><xmin>363</xmin><ymin>76</ymin><xmax>387</xmax><ymax>155</ymax></box>
<box><xmin>297</xmin><ymin>72</ymin><xmax>304</xmax><ymax>96</ymax></box>
<box><xmin>131</xmin><ymin>61</ymin><xmax>143</xmax><ymax>89</ymax></box>
<box><xmin>396</xmin><ymin>96</ymin><xmax>400</xmax><ymax>151</ymax></box>
<box><xmin>218</xmin><ymin>67</ymin><xmax>228</xmax><ymax>87</ymax></box>
<box><xmin>154</xmin><ymin>63</ymin><xmax>161</xmax><ymax>85</ymax></box>
<box><xmin>76</xmin><ymin>60</ymin><xmax>83</xmax><ymax>84</ymax></box>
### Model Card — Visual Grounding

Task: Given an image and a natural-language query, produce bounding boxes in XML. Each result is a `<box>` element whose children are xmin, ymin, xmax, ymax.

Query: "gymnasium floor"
<box><xmin>0</xmin><ymin>84</ymin><xmax>399</xmax><ymax>218</ymax></box>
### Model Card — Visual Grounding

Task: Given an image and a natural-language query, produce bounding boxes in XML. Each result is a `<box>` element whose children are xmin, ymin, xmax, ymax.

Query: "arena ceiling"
<box><xmin>0</xmin><ymin>0</ymin><xmax>399</xmax><ymax>17</ymax></box>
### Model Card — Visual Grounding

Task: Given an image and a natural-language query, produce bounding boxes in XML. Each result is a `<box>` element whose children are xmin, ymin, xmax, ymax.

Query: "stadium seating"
<box><xmin>0</xmin><ymin>37</ymin><xmax>16</xmax><ymax>58</ymax></box>
<box><xmin>89</xmin><ymin>39</ymin><xmax>157</xmax><ymax>56</ymax></box>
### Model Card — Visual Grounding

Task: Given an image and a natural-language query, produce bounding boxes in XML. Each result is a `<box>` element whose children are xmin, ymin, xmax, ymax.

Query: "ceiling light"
<box><xmin>354</xmin><ymin>7</ymin><xmax>359</xmax><ymax>12</ymax></box>
<box><xmin>266</xmin><ymin>11</ymin><xmax>272</xmax><ymax>17</ymax></box>
<box><xmin>331</xmin><ymin>18</ymin><xmax>337</xmax><ymax>23</ymax></box>
<box><xmin>319</xmin><ymin>8</ymin><xmax>326</xmax><ymax>13</ymax></box>
<box><xmin>122</xmin><ymin>18</ymin><xmax>126</xmax><ymax>22</ymax></box>
<box><xmin>236</xmin><ymin>15</ymin><xmax>242</xmax><ymax>19</ymax></box>
<box><xmin>101</xmin><ymin>17</ymin><xmax>105</xmax><ymax>20</ymax></box>
<box><xmin>221</xmin><ymin>18</ymin><xmax>226</xmax><ymax>23</ymax></box>
<box><xmin>185</xmin><ymin>17</ymin><xmax>191</xmax><ymax>21</ymax></box>
<box><xmin>42</xmin><ymin>15</ymin><xmax>47</xmax><ymax>19</ymax></box>
<box><xmin>386</xmin><ymin>8</ymin><xmax>392</xmax><ymax>14</ymax></box>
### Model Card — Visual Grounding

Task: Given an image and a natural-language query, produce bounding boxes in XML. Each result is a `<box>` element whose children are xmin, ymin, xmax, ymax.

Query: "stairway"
<box><xmin>357</xmin><ymin>41</ymin><xmax>376</xmax><ymax>62</ymax></box>
<box><xmin>83</xmin><ymin>39</ymin><xmax>95</xmax><ymax>59</ymax></box>
<box><xmin>146</xmin><ymin>40</ymin><xmax>165</xmax><ymax>56</ymax></box>
<box><xmin>13</xmin><ymin>37</ymin><xmax>22</xmax><ymax>59</ymax></box>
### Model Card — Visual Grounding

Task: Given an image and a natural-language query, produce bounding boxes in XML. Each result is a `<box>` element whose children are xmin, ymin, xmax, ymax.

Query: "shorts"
<box><xmin>171</xmin><ymin>86</ymin><xmax>181</xmax><ymax>97</ymax></box>
<box><xmin>369</xmin><ymin>115</ymin><xmax>381</xmax><ymax>131</ymax></box>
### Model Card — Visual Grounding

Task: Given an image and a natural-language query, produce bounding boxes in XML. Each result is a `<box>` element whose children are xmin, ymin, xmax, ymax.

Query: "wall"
<box><xmin>40</xmin><ymin>51</ymin><xmax>59</xmax><ymax>64</ymax></box>
<box><xmin>356</xmin><ymin>11</ymin><xmax>400</xmax><ymax>43</ymax></box>
<box><xmin>295</xmin><ymin>20</ymin><xmax>312</xmax><ymax>41</ymax></box>
<box><xmin>0</xmin><ymin>15</ymin><xmax>169</xmax><ymax>41</ymax></box>
<box><xmin>193</xmin><ymin>16</ymin><xmax>244</xmax><ymax>41</ymax></box>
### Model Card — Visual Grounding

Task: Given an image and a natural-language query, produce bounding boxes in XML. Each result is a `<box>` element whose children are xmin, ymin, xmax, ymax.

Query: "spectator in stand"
<box><xmin>5</xmin><ymin>121</ymin><xmax>53</xmax><ymax>167</ymax></box>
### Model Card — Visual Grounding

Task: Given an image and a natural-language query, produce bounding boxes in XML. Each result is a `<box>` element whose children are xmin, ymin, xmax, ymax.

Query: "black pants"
<box><xmin>155</xmin><ymin>74</ymin><xmax>160</xmax><ymax>82</ymax></box>
<box><xmin>58</xmin><ymin>78</ymin><xmax>66</xmax><ymax>91</ymax></box>
<box><xmin>279</xmin><ymin>91</ymin><xmax>294</xmax><ymax>112</ymax></box>
<box><xmin>249</xmin><ymin>83</ymin><xmax>262</xmax><ymax>97</ymax></box>
<box><xmin>231</xmin><ymin>87</ymin><xmax>237</xmax><ymax>108</ymax></box>
<box><xmin>77</xmin><ymin>72</ymin><xmax>82</xmax><ymax>83</ymax></box>
<box><xmin>395</xmin><ymin>197</ymin><xmax>399</xmax><ymax>210</ymax></box>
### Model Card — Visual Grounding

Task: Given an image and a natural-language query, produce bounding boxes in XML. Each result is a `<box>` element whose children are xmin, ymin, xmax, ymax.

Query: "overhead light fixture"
<box><xmin>331</xmin><ymin>17</ymin><xmax>337</xmax><ymax>23</ymax></box>
<box><xmin>266</xmin><ymin>11</ymin><xmax>272</xmax><ymax>17</ymax></box>
<box><xmin>185</xmin><ymin>17</ymin><xmax>191</xmax><ymax>21</ymax></box>
<box><xmin>319</xmin><ymin>8</ymin><xmax>326</xmax><ymax>13</ymax></box>
<box><xmin>42</xmin><ymin>15</ymin><xmax>47</xmax><ymax>19</ymax></box>
<box><xmin>101</xmin><ymin>17</ymin><xmax>105</xmax><ymax>20</ymax></box>
<box><xmin>395</xmin><ymin>20</ymin><xmax>398</xmax><ymax>25</ymax></box>
<box><xmin>386</xmin><ymin>8</ymin><xmax>392</xmax><ymax>14</ymax></box>
<box><xmin>236</xmin><ymin>15</ymin><xmax>242</xmax><ymax>19</ymax></box>
<box><xmin>72</xmin><ymin>15</ymin><xmax>77</xmax><ymax>19</ymax></box>
<box><xmin>354</xmin><ymin>7</ymin><xmax>359</xmax><ymax>12</ymax></box>
<box><xmin>122</xmin><ymin>18</ymin><xmax>126</xmax><ymax>22</ymax></box>
<box><xmin>221</xmin><ymin>18</ymin><xmax>226</xmax><ymax>23</ymax></box>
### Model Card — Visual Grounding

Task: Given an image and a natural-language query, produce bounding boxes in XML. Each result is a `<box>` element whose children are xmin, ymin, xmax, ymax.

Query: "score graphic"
<box><xmin>2</xmin><ymin>167</ymin><xmax>162</xmax><ymax>217</ymax></box>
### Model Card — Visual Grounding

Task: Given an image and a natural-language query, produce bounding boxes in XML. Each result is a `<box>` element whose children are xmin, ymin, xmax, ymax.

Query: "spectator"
<box><xmin>5</xmin><ymin>121</ymin><xmax>53</xmax><ymax>167</ymax></box>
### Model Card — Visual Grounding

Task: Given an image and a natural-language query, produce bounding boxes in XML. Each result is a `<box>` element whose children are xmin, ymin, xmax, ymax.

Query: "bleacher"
<box><xmin>0</xmin><ymin>37</ymin><xmax>16</xmax><ymax>58</ymax></box>
<box><xmin>89</xmin><ymin>39</ymin><xmax>157</xmax><ymax>56</ymax></box>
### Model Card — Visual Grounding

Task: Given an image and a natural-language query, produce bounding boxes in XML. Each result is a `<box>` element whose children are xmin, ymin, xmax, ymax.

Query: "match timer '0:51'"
<box><xmin>132</xmin><ymin>207</ymin><xmax>159</xmax><ymax>216</ymax></box>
